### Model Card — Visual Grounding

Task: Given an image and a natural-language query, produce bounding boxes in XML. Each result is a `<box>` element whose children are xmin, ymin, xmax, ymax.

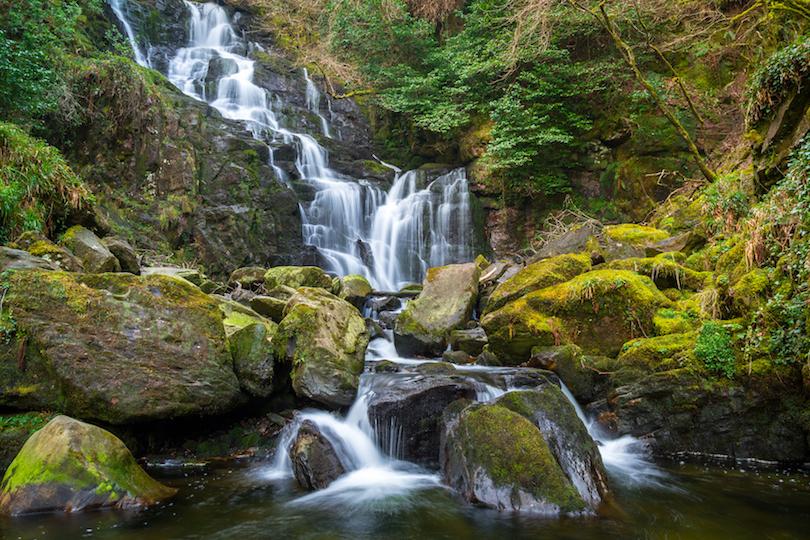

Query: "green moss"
<box><xmin>604</xmin><ymin>253</ymin><xmax>711</xmax><ymax>291</ymax></box>
<box><xmin>619</xmin><ymin>332</ymin><xmax>698</xmax><ymax>372</ymax></box>
<box><xmin>729</xmin><ymin>268</ymin><xmax>770</xmax><ymax>313</ymax></box>
<box><xmin>339</xmin><ymin>274</ymin><xmax>372</xmax><ymax>300</ymax></box>
<box><xmin>485</xmin><ymin>253</ymin><xmax>591</xmax><ymax>314</ymax></box>
<box><xmin>653</xmin><ymin>307</ymin><xmax>700</xmax><ymax>335</ymax></box>
<box><xmin>453</xmin><ymin>404</ymin><xmax>584</xmax><ymax>512</ymax></box>
<box><xmin>263</xmin><ymin>266</ymin><xmax>332</xmax><ymax>290</ymax></box>
<box><xmin>604</xmin><ymin>224</ymin><xmax>670</xmax><ymax>246</ymax></box>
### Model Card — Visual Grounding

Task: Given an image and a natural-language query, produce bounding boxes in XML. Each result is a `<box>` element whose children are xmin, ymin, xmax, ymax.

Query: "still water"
<box><xmin>3</xmin><ymin>459</ymin><xmax>809</xmax><ymax>540</ymax></box>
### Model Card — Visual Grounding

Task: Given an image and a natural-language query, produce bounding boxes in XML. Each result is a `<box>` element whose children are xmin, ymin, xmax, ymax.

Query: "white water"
<box><xmin>109</xmin><ymin>0</ymin><xmax>149</xmax><ymax>67</ymax></box>
<box><xmin>558</xmin><ymin>382</ymin><xmax>669</xmax><ymax>487</ymax></box>
<box><xmin>111</xmin><ymin>0</ymin><xmax>475</xmax><ymax>290</ymax></box>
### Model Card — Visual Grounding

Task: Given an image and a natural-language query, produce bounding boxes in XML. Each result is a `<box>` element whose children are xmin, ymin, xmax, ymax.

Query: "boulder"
<box><xmin>0</xmin><ymin>416</ymin><xmax>176</xmax><ymax>515</ymax></box>
<box><xmin>603</xmin><ymin>254</ymin><xmax>710</xmax><ymax>291</ymax></box>
<box><xmin>290</xmin><ymin>420</ymin><xmax>346</xmax><ymax>490</ymax></box>
<box><xmin>141</xmin><ymin>266</ymin><xmax>206</xmax><ymax>287</ymax></box>
<box><xmin>496</xmin><ymin>388</ymin><xmax>609</xmax><ymax>509</ymax></box>
<box><xmin>482</xmin><ymin>269</ymin><xmax>671</xmax><ymax>364</ymax></box>
<box><xmin>263</xmin><ymin>266</ymin><xmax>332</xmax><ymax>290</ymax></box>
<box><xmin>0</xmin><ymin>270</ymin><xmax>243</xmax><ymax>423</ymax></box>
<box><xmin>228</xmin><ymin>266</ymin><xmax>266</xmax><ymax>290</ymax></box>
<box><xmin>527</xmin><ymin>345</ymin><xmax>601</xmax><ymax>403</ymax></box>
<box><xmin>0</xmin><ymin>413</ymin><xmax>54</xmax><ymax>476</ymax></box>
<box><xmin>533</xmin><ymin>221</ymin><xmax>603</xmax><ymax>261</ymax></box>
<box><xmin>339</xmin><ymin>274</ymin><xmax>373</xmax><ymax>308</ymax></box>
<box><xmin>249</xmin><ymin>285</ymin><xmax>297</xmax><ymax>322</ymax></box>
<box><xmin>58</xmin><ymin>226</ymin><xmax>120</xmax><ymax>273</ymax></box>
<box><xmin>448</xmin><ymin>327</ymin><xmax>488</xmax><ymax>356</ymax></box>
<box><xmin>215</xmin><ymin>295</ymin><xmax>277</xmax><ymax>337</ymax></box>
<box><xmin>485</xmin><ymin>253</ymin><xmax>591</xmax><ymax>314</ymax></box>
<box><xmin>367</xmin><ymin>295</ymin><xmax>401</xmax><ymax>313</ymax></box>
<box><xmin>440</xmin><ymin>402</ymin><xmax>586</xmax><ymax>514</ymax></box>
<box><xmin>442</xmin><ymin>350</ymin><xmax>475</xmax><ymax>364</ymax></box>
<box><xmin>603</xmin><ymin>224</ymin><xmax>669</xmax><ymax>247</ymax></box>
<box><xmin>229</xmin><ymin>323</ymin><xmax>274</xmax><ymax>398</ymax></box>
<box><xmin>10</xmin><ymin>231</ymin><xmax>83</xmax><ymax>272</ymax></box>
<box><xmin>366</xmin><ymin>371</ymin><xmax>477</xmax><ymax>466</ymax></box>
<box><xmin>377</xmin><ymin>310</ymin><xmax>399</xmax><ymax>330</ymax></box>
<box><xmin>101</xmin><ymin>237</ymin><xmax>140</xmax><ymax>274</ymax></box>
<box><xmin>395</xmin><ymin>263</ymin><xmax>480</xmax><ymax>356</ymax></box>
<box><xmin>0</xmin><ymin>247</ymin><xmax>57</xmax><ymax>272</ymax></box>
<box><xmin>273</xmin><ymin>288</ymin><xmax>369</xmax><ymax>408</ymax></box>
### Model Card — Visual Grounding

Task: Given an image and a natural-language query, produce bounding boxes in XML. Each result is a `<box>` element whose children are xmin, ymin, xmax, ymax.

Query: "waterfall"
<box><xmin>108</xmin><ymin>0</ymin><xmax>477</xmax><ymax>290</ymax></box>
<box><xmin>109</xmin><ymin>0</ymin><xmax>149</xmax><ymax>67</ymax></box>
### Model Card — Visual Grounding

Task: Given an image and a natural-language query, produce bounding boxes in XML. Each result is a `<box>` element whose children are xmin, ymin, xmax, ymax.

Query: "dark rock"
<box><xmin>250</xmin><ymin>295</ymin><xmax>288</xmax><ymax>322</ymax></box>
<box><xmin>102</xmin><ymin>236</ymin><xmax>140</xmax><ymax>274</ymax></box>
<box><xmin>229</xmin><ymin>323</ymin><xmax>274</xmax><ymax>398</ymax></box>
<box><xmin>442</xmin><ymin>350</ymin><xmax>475</xmax><ymax>364</ymax></box>
<box><xmin>229</xmin><ymin>266</ymin><xmax>267</xmax><ymax>290</ymax></box>
<box><xmin>0</xmin><ymin>247</ymin><xmax>58</xmax><ymax>272</ymax></box>
<box><xmin>368</xmin><ymin>295</ymin><xmax>401</xmax><ymax>313</ymax></box>
<box><xmin>448</xmin><ymin>327</ymin><xmax>488</xmax><ymax>356</ymax></box>
<box><xmin>290</xmin><ymin>420</ymin><xmax>346</xmax><ymax>490</ymax></box>
<box><xmin>377</xmin><ymin>310</ymin><xmax>399</xmax><ymax>330</ymax></box>
<box><xmin>59</xmin><ymin>226</ymin><xmax>120</xmax><ymax>273</ymax></box>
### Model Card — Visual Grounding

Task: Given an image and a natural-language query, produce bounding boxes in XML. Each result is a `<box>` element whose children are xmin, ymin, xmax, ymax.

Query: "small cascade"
<box><xmin>109</xmin><ymin>0</ymin><xmax>150</xmax><ymax>67</ymax></box>
<box><xmin>558</xmin><ymin>382</ymin><xmax>668</xmax><ymax>486</ymax></box>
<box><xmin>303</xmin><ymin>68</ymin><xmax>332</xmax><ymax>139</ymax></box>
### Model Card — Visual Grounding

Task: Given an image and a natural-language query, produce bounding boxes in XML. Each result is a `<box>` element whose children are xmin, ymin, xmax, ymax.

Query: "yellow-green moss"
<box><xmin>604</xmin><ymin>224</ymin><xmax>669</xmax><ymax>246</ymax></box>
<box><xmin>618</xmin><ymin>332</ymin><xmax>698</xmax><ymax>372</ymax></box>
<box><xmin>653</xmin><ymin>307</ymin><xmax>701</xmax><ymax>335</ymax></box>
<box><xmin>263</xmin><ymin>266</ymin><xmax>332</xmax><ymax>290</ymax></box>
<box><xmin>604</xmin><ymin>253</ymin><xmax>711</xmax><ymax>291</ymax></box>
<box><xmin>729</xmin><ymin>268</ymin><xmax>770</xmax><ymax>313</ymax></box>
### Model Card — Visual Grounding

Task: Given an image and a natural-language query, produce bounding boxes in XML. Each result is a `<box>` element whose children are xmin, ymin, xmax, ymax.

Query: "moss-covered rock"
<box><xmin>0</xmin><ymin>270</ymin><xmax>243</xmax><ymax>423</ymax></box>
<box><xmin>290</xmin><ymin>420</ymin><xmax>346</xmax><ymax>491</ymax></box>
<box><xmin>228</xmin><ymin>266</ymin><xmax>266</xmax><ymax>290</ymax></box>
<box><xmin>653</xmin><ymin>307</ymin><xmax>701</xmax><ymax>335</ymax></box>
<box><xmin>339</xmin><ymin>274</ymin><xmax>373</xmax><ymax>307</ymax></box>
<box><xmin>215</xmin><ymin>295</ymin><xmax>277</xmax><ymax>338</ymax></box>
<box><xmin>229</xmin><ymin>323</ymin><xmax>274</xmax><ymax>398</ymax></box>
<box><xmin>0</xmin><ymin>247</ymin><xmax>58</xmax><ymax>272</ymax></box>
<box><xmin>273</xmin><ymin>287</ymin><xmax>369</xmax><ymax>407</ymax></box>
<box><xmin>0</xmin><ymin>413</ymin><xmax>54</xmax><ymax>476</ymax></box>
<box><xmin>263</xmin><ymin>266</ymin><xmax>332</xmax><ymax>290</ymax></box>
<box><xmin>395</xmin><ymin>263</ymin><xmax>479</xmax><ymax>356</ymax></box>
<box><xmin>617</xmin><ymin>332</ymin><xmax>698</xmax><ymax>376</ymax></box>
<box><xmin>603</xmin><ymin>224</ymin><xmax>670</xmax><ymax>246</ymax></box>
<box><xmin>728</xmin><ymin>268</ymin><xmax>770</xmax><ymax>314</ymax></box>
<box><xmin>0</xmin><ymin>416</ymin><xmax>175</xmax><ymax>515</ymax></box>
<box><xmin>11</xmin><ymin>231</ymin><xmax>83</xmax><ymax>272</ymax></box>
<box><xmin>485</xmin><ymin>254</ymin><xmax>592</xmax><ymax>314</ymax></box>
<box><xmin>59</xmin><ymin>226</ymin><xmax>120</xmax><ymax>273</ymax></box>
<box><xmin>441</xmin><ymin>402</ymin><xmax>586</xmax><ymax>514</ymax></box>
<box><xmin>496</xmin><ymin>387</ymin><xmax>609</xmax><ymax>509</ymax></box>
<box><xmin>483</xmin><ymin>270</ymin><xmax>671</xmax><ymax>363</ymax></box>
<box><xmin>141</xmin><ymin>266</ymin><xmax>206</xmax><ymax>286</ymax></box>
<box><xmin>603</xmin><ymin>254</ymin><xmax>711</xmax><ymax>291</ymax></box>
<box><xmin>527</xmin><ymin>345</ymin><xmax>600</xmax><ymax>402</ymax></box>
<box><xmin>101</xmin><ymin>237</ymin><xmax>140</xmax><ymax>274</ymax></box>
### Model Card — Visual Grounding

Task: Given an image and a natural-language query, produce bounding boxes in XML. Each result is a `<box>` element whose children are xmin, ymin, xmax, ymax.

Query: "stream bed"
<box><xmin>4</xmin><ymin>459</ymin><xmax>809</xmax><ymax>540</ymax></box>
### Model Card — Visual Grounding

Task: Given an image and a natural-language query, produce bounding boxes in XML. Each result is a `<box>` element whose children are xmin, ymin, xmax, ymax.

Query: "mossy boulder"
<box><xmin>0</xmin><ymin>413</ymin><xmax>54</xmax><ymax>476</ymax></box>
<box><xmin>263</xmin><ymin>266</ymin><xmax>332</xmax><ymax>290</ymax></box>
<box><xmin>0</xmin><ymin>416</ymin><xmax>176</xmax><ymax>515</ymax></box>
<box><xmin>441</xmin><ymin>402</ymin><xmax>586</xmax><ymax>514</ymax></box>
<box><xmin>483</xmin><ymin>269</ymin><xmax>671</xmax><ymax>363</ymax></box>
<box><xmin>273</xmin><ymin>287</ymin><xmax>369</xmax><ymax>408</ymax></box>
<box><xmin>11</xmin><ymin>231</ymin><xmax>83</xmax><ymax>272</ymax></box>
<box><xmin>496</xmin><ymin>387</ymin><xmax>609</xmax><ymax>509</ymax></box>
<box><xmin>141</xmin><ymin>266</ymin><xmax>206</xmax><ymax>287</ymax></box>
<box><xmin>485</xmin><ymin>254</ymin><xmax>592</xmax><ymax>314</ymax></box>
<box><xmin>0</xmin><ymin>247</ymin><xmax>58</xmax><ymax>272</ymax></box>
<box><xmin>0</xmin><ymin>270</ymin><xmax>243</xmax><ymax>423</ymax></box>
<box><xmin>101</xmin><ymin>237</ymin><xmax>140</xmax><ymax>274</ymax></box>
<box><xmin>229</xmin><ymin>323</ymin><xmax>274</xmax><ymax>398</ymax></box>
<box><xmin>603</xmin><ymin>224</ymin><xmax>670</xmax><ymax>247</ymax></box>
<box><xmin>215</xmin><ymin>295</ymin><xmax>277</xmax><ymax>338</ymax></box>
<box><xmin>228</xmin><ymin>266</ymin><xmax>266</xmax><ymax>290</ymax></box>
<box><xmin>395</xmin><ymin>263</ymin><xmax>480</xmax><ymax>356</ymax></box>
<box><xmin>339</xmin><ymin>274</ymin><xmax>373</xmax><ymax>307</ymax></box>
<box><xmin>728</xmin><ymin>268</ymin><xmax>770</xmax><ymax>314</ymax></box>
<box><xmin>59</xmin><ymin>226</ymin><xmax>120</xmax><ymax>273</ymax></box>
<box><xmin>603</xmin><ymin>254</ymin><xmax>711</xmax><ymax>291</ymax></box>
<box><xmin>527</xmin><ymin>345</ymin><xmax>600</xmax><ymax>402</ymax></box>
<box><xmin>653</xmin><ymin>307</ymin><xmax>700</xmax><ymax>335</ymax></box>
<box><xmin>616</xmin><ymin>332</ymin><xmax>698</xmax><ymax>381</ymax></box>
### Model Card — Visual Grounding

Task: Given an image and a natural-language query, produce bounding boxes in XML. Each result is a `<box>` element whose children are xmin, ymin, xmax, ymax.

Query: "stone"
<box><xmin>59</xmin><ymin>226</ymin><xmax>120</xmax><ymax>273</ymax></box>
<box><xmin>603</xmin><ymin>254</ymin><xmax>711</xmax><ymax>291</ymax></box>
<box><xmin>485</xmin><ymin>254</ymin><xmax>592</xmax><ymax>314</ymax></box>
<box><xmin>273</xmin><ymin>288</ymin><xmax>369</xmax><ymax>408</ymax></box>
<box><xmin>0</xmin><ymin>416</ymin><xmax>176</xmax><ymax>515</ymax></box>
<box><xmin>249</xmin><ymin>295</ymin><xmax>288</xmax><ymax>323</ymax></box>
<box><xmin>215</xmin><ymin>295</ymin><xmax>277</xmax><ymax>338</ymax></box>
<box><xmin>395</xmin><ymin>263</ymin><xmax>480</xmax><ymax>357</ymax></box>
<box><xmin>101</xmin><ymin>237</ymin><xmax>140</xmax><ymax>274</ymax></box>
<box><xmin>228</xmin><ymin>266</ymin><xmax>266</xmax><ymax>290</ymax></box>
<box><xmin>448</xmin><ymin>327</ymin><xmax>488</xmax><ymax>356</ymax></box>
<box><xmin>264</xmin><ymin>266</ymin><xmax>332</xmax><ymax>290</ymax></box>
<box><xmin>534</xmin><ymin>221</ymin><xmax>603</xmax><ymax>261</ymax></box>
<box><xmin>339</xmin><ymin>274</ymin><xmax>373</xmax><ymax>308</ymax></box>
<box><xmin>10</xmin><ymin>231</ymin><xmax>83</xmax><ymax>272</ymax></box>
<box><xmin>0</xmin><ymin>413</ymin><xmax>54</xmax><ymax>476</ymax></box>
<box><xmin>377</xmin><ymin>310</ymin><xmax>399</xmax><ymax>330</ymax></box>
<box><xmin>440</xmin><ymin>402</ymin><xmax>586</xmax><ymax>514</ymax></box>
<box><xmin>290</xmin><ymin>420</ymin><xmax>346</xmax><ymax>491</ymax></box>
<box><xmin>442</xmin><ymin>350</ymin><xmax>475</xmax><ymax>364</ymax></box>
<box><xmin>367</xmin><ymin>295</ymin><xmax>401</xmax><ymax>313</ymax></box>
<box><xmin>0</xmin><ymin>247</ymin><xmax>58</xmax><ymax>272</ymax></box>
<box><xmin>142</xmin><ymin>266</ymin><xmax>205</xmax><ymax>286</ymax></box>
<box><xmin>229</xmin><ymin>323</ymin><xmax>274</xmax><ymax>398</ymax></box>
<box><xmin>496</xmin><ymin>387</ymin><xmax>610</xmax><ymax>509</ymax></box>
<box><xmin>603</xmin><ymin>224</ymin><xmax>669</xmax><ymax>247</ymax></box>
<box><xmin>482</xmin><ymin>269</ymin><xmax>671</xmax><ymax>364</ymax></box>
<box><xmin>0</xmin><ymin>270</ymin><xmax>243</xmax><ymax>423</ymax></box>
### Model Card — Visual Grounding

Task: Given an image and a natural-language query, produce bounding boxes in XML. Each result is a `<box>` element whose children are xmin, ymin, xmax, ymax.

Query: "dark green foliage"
<box><xmin>695</xmin><ymin>321</ymin><xmax>735</xmax><ymax>377</ymax></box>
<box><xmin>746</xmin><ymin>34</ymin><xmax>810</xmax><ymax>125</ymax></box>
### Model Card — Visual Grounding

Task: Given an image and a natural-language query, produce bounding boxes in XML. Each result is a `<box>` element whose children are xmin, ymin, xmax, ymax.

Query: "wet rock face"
<box><xmin>440</xmin><ymin>402</ymin><xmax>587</xmax><ymax>515</ymax></box>
<box><xmin>290</xmin><ymin>420</ymin><xmax>346</xmax><ymax>491</ymax></box>
<box><xmin>0</xmin><ymin>416</ymin><xmax>176</xmax><ymax>515</ymax></box>
<box><xmin>0</xmin><ymin>270</ymin><xmax>244</xmax><ymax>424</ymax></box>
<box><xmin>395</xmin><ymin>263</ymin><xmax>480</xmax><ymax>357</ymax></box>
<box><xmin>366</xmin><ymin>372</ymin><xmax>478</xmax><ymax>467</ymax></box>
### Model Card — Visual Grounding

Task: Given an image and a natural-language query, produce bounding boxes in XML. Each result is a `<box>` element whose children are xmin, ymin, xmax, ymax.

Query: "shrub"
<box><xmin>694</xmin><ymin>321</ymin><xmax>735</xmax><ymax>377</ymax></box>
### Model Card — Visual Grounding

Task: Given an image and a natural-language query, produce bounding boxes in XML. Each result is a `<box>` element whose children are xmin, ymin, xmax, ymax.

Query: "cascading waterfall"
<box><xmin>109</xmin><ymin>0</ymin><xmax>150</xmax><ymax>67</ymax></box>
<box><xmin>113</xmin><ymin>0</ymin><xmax>475</xmax><ymax>290</ymax></box>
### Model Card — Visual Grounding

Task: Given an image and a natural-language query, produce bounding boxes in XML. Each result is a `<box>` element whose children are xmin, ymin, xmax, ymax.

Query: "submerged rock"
<box><xmin>0</xmin><ymin>416</ymin><xmax>176</xmax><ymax>515</ymax></box>
<box><xmin>273</xmin><ymin>288</ymin><xmax>369</xmax><ymax>408</ymax></box>
<box><xmin>290</xmin><ymin>420</ymin><xmax>346</xmax><ymax>491</ymax></box>
<box><xmin>59</xmin><ymin>226</ymin><xmax>120</xmax><ymax>273</ymax></box>
<box><xmin>264</xmin><ymin>266</ymin><xmax>332</xmax><ymax>290</ymax></box>
<box><xmin>395</xmin><ymin>263</ymin><xmax>480</xmax><ymax>356</ymax></box>
<box><xmin>0</xmin><ymin>270</ymin><xmax>243</xmax><ymax>423</ymax></box>
<box><xmin>441</xmin><ymin>402</ymin><xmax>586</xmax><ymax>514</ymax></box>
